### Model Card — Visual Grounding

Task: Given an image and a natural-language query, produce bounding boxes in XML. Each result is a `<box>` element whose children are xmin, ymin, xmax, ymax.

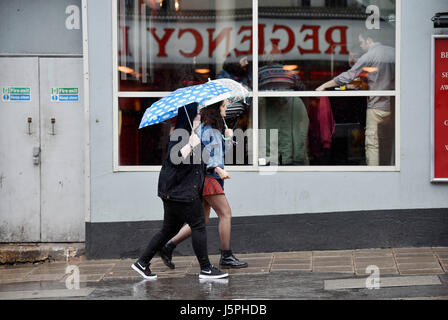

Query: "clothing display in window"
<box><xmin>307</xmin><ymin>97</ymin><xmax>335</xmax><ymax>160</ymax></box>
<box><xmin>259</xmin><ymin>97</ymin><xmax>309</xmax><ymax>165</ymax></box>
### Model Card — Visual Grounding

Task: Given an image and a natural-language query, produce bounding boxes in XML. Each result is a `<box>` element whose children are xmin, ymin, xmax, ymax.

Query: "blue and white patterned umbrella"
<box><xmin>139</xmin><ymin>81</ymin><xmax>233</xmax><ymax>129</ymax></box>
<box><xmin>139</xmin><ymin>79</ymin><xmax>248</xmax><ymax>129</ymax></box>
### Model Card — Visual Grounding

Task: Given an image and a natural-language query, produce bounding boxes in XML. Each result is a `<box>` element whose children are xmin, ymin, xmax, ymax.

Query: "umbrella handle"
<box><xmin>222</xmin><ymin>118</ymin><xmax>237</xmax><ymax>145</ymax></box>
<box><xmin>222</xmin><ymin>118</ymin><xmax>230</xmax><ymax>140</ymax></box>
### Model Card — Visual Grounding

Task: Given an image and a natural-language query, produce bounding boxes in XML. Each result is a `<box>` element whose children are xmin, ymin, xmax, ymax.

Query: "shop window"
<box><xmin>259</xmin><ymin>96</ymin><xmax>395</xmax><ymax>166</ymax></box>
<box><xmin>119</xmin><ymin>97</ymin><xmax>253</xmax><ymax>166</ymax></box>
<box><xmin>115</xmin><ymin>0</ymin><xmax>399</xmax><ymax>169</ymax></box>
<box><xmin>117</xmin><ymin>0</ymin><xmax>253</xmax><ymax>92</ymax></box>
<box><xmin>258</xmin><ymin>0</ymin><xmax>396</xmax><ymax>91</ymax></box>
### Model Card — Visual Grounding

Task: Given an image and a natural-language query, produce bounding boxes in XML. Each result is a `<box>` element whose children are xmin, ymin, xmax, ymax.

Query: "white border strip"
<box><xmin>252</xmin><ymin>0</ymin><xmax>259</xmax><ymax>169</ymax></box>
<box><xmin>117</xmin><ymin>91</ymin><xmax>395</xmax><ymax>98</ymax></box>
<box><xmin>82</xmin><ymin>0</ymin><xmax>91</xmax><ymax>222</ymax></box>
<box><xmin>117</xmin><ymin>165</ymin><xmax>398</xmax><ymax>172</ymax></box>
<box><xmin>112</xmin><ymin>0</ymin><xmax>119</xmax><ymax>171</ymax></box>
<box><xmin>395</xmin><ymin>0</ymin><xmax>401</xmax><ymax>172</ymax></box>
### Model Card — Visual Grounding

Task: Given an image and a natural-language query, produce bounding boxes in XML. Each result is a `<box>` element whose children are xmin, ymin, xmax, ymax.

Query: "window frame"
<box><xmin>112</xmin><ymin>0</ymin><xmax>401</xmax><ymax>172</ymax></box>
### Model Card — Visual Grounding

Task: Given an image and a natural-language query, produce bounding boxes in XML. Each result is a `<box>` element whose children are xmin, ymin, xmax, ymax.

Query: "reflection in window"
<box><xmin>258</xmin><ymin>0</ymin><xmax>396</xmax><ymax>91</ymax></box>
<box><xmin>119</xmin><ymin>97</ymin><xmax>253</xmax><ymax>166</ymax></box>
<box><xmin>119</xmin><ymin>97</ymin><xmax>172</xmax><ymax>165</ymax></box>
<box><xmin>118</xmin><ymin>0</ymin><xmax>253</xmax><ymax>91</ymax></box>
<box><xmin>116</xmin><ymin>0</ymin><xmax>398</xmax><ymax>168</ymax></box>
<box><xmin>259</xmin><ymin>97</ymin><xmax>395</xmax><ymax>166</ymax></box>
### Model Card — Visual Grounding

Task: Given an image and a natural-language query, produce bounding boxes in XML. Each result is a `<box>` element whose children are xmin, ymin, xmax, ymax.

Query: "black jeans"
<box><xmin>138</xmin><ymin>198</ymin><xmax>211</xmax><ymax>270</ymax></box>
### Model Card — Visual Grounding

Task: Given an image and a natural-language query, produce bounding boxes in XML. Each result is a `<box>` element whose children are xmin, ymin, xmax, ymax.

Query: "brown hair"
<box><xmin>200</xmin><ymin>101</ymin><xmax>224</xmax><ymax>131</ymax></box>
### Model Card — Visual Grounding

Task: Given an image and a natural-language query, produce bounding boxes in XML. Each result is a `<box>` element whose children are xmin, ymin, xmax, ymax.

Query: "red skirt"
<box><xmin>202</xmin><ymin>176</ymin><xmax>225</xmax><ymax>196</ymax></box>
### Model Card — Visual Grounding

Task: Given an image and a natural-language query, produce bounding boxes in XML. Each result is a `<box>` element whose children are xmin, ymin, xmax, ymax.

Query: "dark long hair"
<box><xmin>200</xmin><ymin>101</ymin><xmax>224</xmax><ymax>131</ymax></box>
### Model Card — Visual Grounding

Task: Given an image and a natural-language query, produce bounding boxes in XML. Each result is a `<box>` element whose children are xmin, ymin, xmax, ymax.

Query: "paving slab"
<box><xmin>271</xmin><ymin>264</ymin><xmax>312</xmax><ymax>271</ymax></box>
<box><xmin>0</xmin><ymin>288</ymin><xmax>95</xmax><ymax>300</ymax></box>
<box><xmin>0</xmin><ymin>273</ymin><xmax>28</xmax><ymax>281</ymax></box>
<box><xmin>0</xmin><ymin>278</ymin><xmax>30</xmax><ymax>285</ymax></box>
<box><xmin>312</xmin><ymin>250</ymin><xmax>353</xmax><ymax>257</ymax></box>
<box><xmin>77</xmin><ymin>265</ymin><xmax>115</xmax><ymax>274</ymax></box>
<box><xmin>354</xmin><ymin>252</ymin><xmax>394</xmax><ymax>258</ymax></box>
<box><xmin>355</xmin><ymin>262</ymin><xmax>397</xmax><ymax>270</ymax></box>
<box><xmin>60</xmin><ymin>273</ymin><xmax>105</xmax><ymax>283</ymax></box>
<box><xmin>399</xmin><ymin>269</ymin><xmax>445</xmax><ymax>275</ymax></box>
<box><xmin>274</xmin><ymin>252</ymin><xmax>311</xmax><ymax>258</ymax></box>
<box><xmin>394</xmin><ymin>254</ymin><xmax>436</xmax><ymax>260</ymax></box>
<box><xmin>313</xmin><ymin>257</ymin><xmax>353</xmax><ymax>266</ymax></box>
<box><xmin>394</xmin><ymin>247</ymin><xmax>433</xmax><ymax>253</ymax></box>
<box><xmin>0</xmin><ymin>263</ymin><xmax>39</xmax><ymax>270</ymax></box>
<box><xmin>355</xmin><ymin>268</ymin><xmax>398</xmax><ymax>275</ymax></box>
<box><xmin>227</xmin><ymin>267</ymin><xmax>269</xmax><ymax>275</ymax></box>
<box><xmin>24</xmin><ymin>274</ymin><xmax>66</xmax><ymax>282</ymax></box>
<box><xmin>27</xmin><ymin>267</ymin><xmax>68</xmax><ymax>275</ymax></box>
<box><xmin>0</xmin><ymin>268</ymin><xmax>35</xmax><ymax>276</ymax></box>
<box><xmin>395</xmin><ymin>256</ymin><xmax>439</xmax><ymax>263</ymax></box>
<box><xmin>313</xmin><ymin>266</ymin><xmax>354</xmax><ymax>273</ymax></box>
<box><xmin>324</xmin><ymin>275</ymin><xmax>442</xmax><ymax>290</ymax></box>
<box><xmin>354</xmin><ymin>248</ymin><xmax>393</xmax><ymax>254</ymax></box>
<box><xmin>272</xmin><ymin>258</ymin><xmax>311</xmax><ymax>264</ymax></box>
<box><xmin>397</xmin><ymin>262</ymin><xmax>443</xmax><ymax>270</ymax></box>
<box><xmin>432</xmin><ymin>247</ymin><xmax>448</xmax><ymax>253</ymax></box>
<box><xmin>236</xmin><ymin>253</ymin><xmax>273</xmax><ymax>258</ymax></box>
<box><xmin>354</xmin><ymin>256</ymin><xmax>396</xmax><ymax>263</ymax></box>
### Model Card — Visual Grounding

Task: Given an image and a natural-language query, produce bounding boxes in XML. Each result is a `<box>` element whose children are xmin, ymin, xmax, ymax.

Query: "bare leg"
<box><xmin>170</xmin><ymin>223</ymin><xmax>191</xmax><ymax>245</ymax></box>
<box><xmin>202</xmin><ymin>198</ymin><xmax>211</xmax><ymax>224</ymax></box>
<box><xmin>203</xmin><ymin>194</ymin><xmax>232</xmax><ymax>250</ymax></box>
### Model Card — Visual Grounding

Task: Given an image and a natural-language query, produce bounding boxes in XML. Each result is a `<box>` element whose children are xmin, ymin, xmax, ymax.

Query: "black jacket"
<box><xmin>157</xmin><ymin>103</ymin><xmax>206</xmax><ymax>202</ymax></box>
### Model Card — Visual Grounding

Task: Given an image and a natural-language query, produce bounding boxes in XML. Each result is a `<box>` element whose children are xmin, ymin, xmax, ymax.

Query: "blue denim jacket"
<box><xmin>197</xmin><ymin>123</ymin><xmax>233</xmax><ymax>179</ymax></box>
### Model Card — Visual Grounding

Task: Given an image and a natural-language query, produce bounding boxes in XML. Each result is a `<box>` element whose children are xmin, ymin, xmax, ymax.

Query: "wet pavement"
<box><xmin>0</xmin><ymin>247</ymin><xmax>447</xmax><ymax>300</ymax></box>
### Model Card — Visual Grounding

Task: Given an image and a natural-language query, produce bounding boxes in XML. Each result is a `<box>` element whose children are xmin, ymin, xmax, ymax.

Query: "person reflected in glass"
<box><xmin>159</xmin><ymin>100</ymin><xmax>248</xmax><ymax>270</ymax></box>
<box><xmin>258</xmin><ymin>52</ymin><xmax>309</xmax><ymax>166</ymax></box>
<box><xmin>316</xmin><ymin>30</ymin><xmax>395</xmax><ymax>166</ymax></box>
<box><xmin>217</xmin><ymin>56</ymin><xmax>252</xmax><ymax>90</ymax></box>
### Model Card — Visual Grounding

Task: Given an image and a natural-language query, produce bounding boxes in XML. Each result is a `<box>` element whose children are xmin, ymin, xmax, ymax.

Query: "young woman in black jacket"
<box><xmin>131</xmin><ymin>103</ymin><xmax>228</xmax><ymax>280</ymax></box>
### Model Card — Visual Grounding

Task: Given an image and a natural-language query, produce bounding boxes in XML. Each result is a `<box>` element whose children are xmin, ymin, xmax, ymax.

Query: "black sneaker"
<box><xmin>160</xmin><ymin>243</ymin><xmax>175</xmax><ymax>269</ymax></box>
<box><xmin>131</xmin><ymin>261</ymin><xmax>157</xmax><ymax>280</ymax></box>
<box><xmin>199</xmin><ymin>265</ymin><xmax>229</xmax><ymax>279</ymax></box>
<box><xmin>219</xmin><ymin>251</ymin><xmax>248</xmax><ymax>269</ymax></box>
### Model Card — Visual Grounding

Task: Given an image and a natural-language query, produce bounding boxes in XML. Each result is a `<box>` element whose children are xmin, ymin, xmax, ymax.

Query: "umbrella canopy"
<box><xmin>207</xmin><ymin>78</ymin><xmax>250</xmax><ymax>123</ymax></box>
<box><xmin>202</xmin><ymin>78</ymin><xmax>249</xmax><ymax>109</ymax></box>
<box><xmin>139</xmin><ymin>79</ymin><xmax>248</xmax><ymax>129</ymax></box>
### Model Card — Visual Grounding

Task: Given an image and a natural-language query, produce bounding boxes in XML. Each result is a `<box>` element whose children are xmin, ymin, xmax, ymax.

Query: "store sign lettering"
<box><xmin>118</xmin><ymin>16</ymin><xmax>390</xmax><ymax>65</ymax></box>
<box><xmin>120</xmin><ymin>24</ymin><xmax>349</xmax><ymax>59</ymax></box>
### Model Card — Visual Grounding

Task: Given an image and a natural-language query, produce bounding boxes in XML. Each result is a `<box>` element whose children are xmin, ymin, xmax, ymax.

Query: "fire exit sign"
<box><xmin>2</xmin><ymin>87</ymin><xmax>31</xmax><ymax>102</ymax></box>
<box><xmin>51</xmin><ymin>87</ymin><xmax>79</xmax><ymax>102</ymax></box>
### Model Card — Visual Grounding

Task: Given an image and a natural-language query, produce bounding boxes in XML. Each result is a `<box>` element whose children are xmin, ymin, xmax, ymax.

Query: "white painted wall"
<box><xmin>88</xmin><ymin>0</ymin><xmax>448</xmax><ymax>223</ymax></box>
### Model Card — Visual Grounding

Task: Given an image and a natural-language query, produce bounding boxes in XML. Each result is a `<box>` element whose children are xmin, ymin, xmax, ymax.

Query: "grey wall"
<box><xmin>88</xmin><ymin>0</ymin><xmax>448</xmax><ymax>224</ymax></box>
<box><xmin>0</xmin><ymin>0</ymin><xmax>82</xmax><ymax>55</ymax></box>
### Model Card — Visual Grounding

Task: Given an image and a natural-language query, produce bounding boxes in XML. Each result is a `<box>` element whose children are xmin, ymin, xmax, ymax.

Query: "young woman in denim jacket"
<box><xmin>159</xmin><ymin>100</ymin><xmax>248</xmax><ymax>269</ymax></box>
